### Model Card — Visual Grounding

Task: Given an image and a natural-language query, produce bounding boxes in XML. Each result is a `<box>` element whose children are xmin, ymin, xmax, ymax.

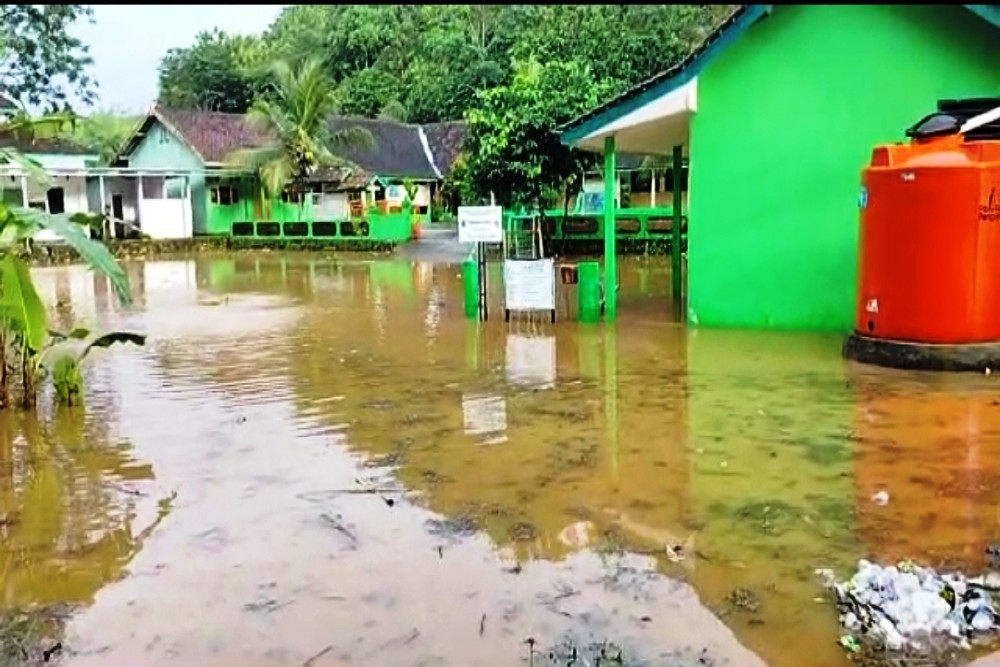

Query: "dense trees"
<box><xmin>158</xmin><ymin>5</ymin><xmax>733</xmax><ymax>207</ymax></box>
<box><xmin>0</xmin><ymin>5</ymin><xmax>97</xmax><ymax>111</ymax></box>
<box><xmin>157</xmin><ymin>5</ymin><xmax>732</xmax><ymax>123</ymax></box>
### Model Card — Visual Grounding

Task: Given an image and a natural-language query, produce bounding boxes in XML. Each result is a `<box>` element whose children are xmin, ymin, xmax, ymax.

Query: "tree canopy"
<box><xmin>155</xmin><ymin>5</ymin><xmax>734</xmax><ymax>207</ymax></box>
<box><xmin>0</xmin><ymin>5</ymin><xmax>97</xmax><ymax>111</ymax></box>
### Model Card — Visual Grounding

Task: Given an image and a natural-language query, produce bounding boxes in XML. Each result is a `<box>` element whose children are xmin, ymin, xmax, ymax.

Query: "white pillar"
<box><xmin>98</xmin><ymin>174</ymin><xmax>107</xmax><ymax>222</ymax></box>
<box><xmin>19</xmin><ymin>175</ymin><xmax>28</xmax><ymax>207</ymax></box>
<box><xmin>489</xmin><ymin>191</ymin><xmax>496</xmax><ymax>206</ymax></box>
<box><xmin>136</xmin><ymin>175</ymin><xmax>144</xmax><ymax>229</ymax></box>
<box><xmin>184</xmin><ymin>175</ymin><xmax>192</xmax><ymax>237</ymax></box>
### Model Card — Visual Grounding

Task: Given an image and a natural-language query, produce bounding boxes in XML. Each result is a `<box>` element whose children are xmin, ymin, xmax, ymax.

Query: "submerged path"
<box><xmin>394</xmin><ymin>226</ymin><xmax>471</xmax><ymax>264</ymax></box>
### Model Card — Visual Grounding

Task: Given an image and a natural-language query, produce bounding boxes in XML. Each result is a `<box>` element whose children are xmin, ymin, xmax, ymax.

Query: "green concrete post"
<box><xmin>603</xmin><ymin>135</ymin><xmax>618</xmax><ymax>321</ymax></box>
<box><xmin>462</xmin><ymin>257</ymin><xmax>479</xmax><ymax>319</ymax></box>
<box><xmin>672</xmin><ymin>144</ymin><xmax>684</xmax><ymax>303</ymax></box>
<box><xmin>578</xmin><ymin>261</ymin><xmax>602</xmax><ymax>323</ymax></box>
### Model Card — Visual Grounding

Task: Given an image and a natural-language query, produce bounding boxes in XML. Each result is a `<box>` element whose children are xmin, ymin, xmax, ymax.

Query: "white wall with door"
<box><xmin>136</xmin><ymin>175</ymin><xmax>192</xmax><ymax>239</ymax></box>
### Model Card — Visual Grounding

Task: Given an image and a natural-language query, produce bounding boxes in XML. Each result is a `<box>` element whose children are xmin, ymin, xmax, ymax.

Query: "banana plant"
<box><xmin>34</xmin><ymin>328</ymin><xmax>146</xmax><ymax>406</ymax></box>
<box><xmin>0</xmin><ymin>112</ymin><xmax>134</xmax><ymax>408</ymax></box>
<box><xmin>0</xmin><ymin>206</ymin><xmax>134</xmax><ymax>407</ymax></box>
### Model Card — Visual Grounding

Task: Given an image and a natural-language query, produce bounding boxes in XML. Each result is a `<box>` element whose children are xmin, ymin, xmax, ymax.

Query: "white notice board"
<box><xmin>458</xmin><ymin>205</ymin><xmax>503</xmax><ymax>244</ymax></box>
<box><xmin>504</xmin><ymin>259</ymin><xmax>555</xmax><ymax>312</ymax></box>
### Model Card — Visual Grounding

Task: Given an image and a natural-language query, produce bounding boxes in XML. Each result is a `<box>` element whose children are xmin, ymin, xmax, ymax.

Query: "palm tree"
<box><xmin>228</xmin><ymin>57</ymin><xmax>374</xmax><ymax>205</ymax></box>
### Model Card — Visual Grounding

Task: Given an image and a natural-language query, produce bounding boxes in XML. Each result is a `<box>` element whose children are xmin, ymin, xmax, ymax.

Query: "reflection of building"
<box><xmin>852</xmin><ymin>372</ymin><xmax>1000</xmax><ymax>570</ymax></box>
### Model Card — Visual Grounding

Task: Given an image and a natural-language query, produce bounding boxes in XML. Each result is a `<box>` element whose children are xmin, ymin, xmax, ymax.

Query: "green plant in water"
<box><xmin>0</xmin><ymin>111</ymin><xmax>137</xmax><ymax>408</ymax></box>
<box><xmin>35</xmin><ymin>328</ymin><xmax>146</xmax><ymax>406</ymax></box>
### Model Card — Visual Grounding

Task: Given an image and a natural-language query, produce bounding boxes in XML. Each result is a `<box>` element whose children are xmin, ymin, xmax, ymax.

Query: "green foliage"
<box><xmin>0</xmin><ymin>256</ymin><xmax>46</xmax><ymax>353</ymax></box>
<box><xmin>0</xmin><ymin>206</ymin><xmax>131</xmax><ymax>305</ymax></box>
<box><xmin>0</xmin><ymin>5</ymin><xmax>96</xmax><ymax>111</ymax></box>
<box><xmin>461</xmin><ymin>59</ymin><xmax>616</xmax><ymax>210</ymax></box>
<box><xmin>36</xmin><ymin>329</ymin><xmax>147</xmax><ymax>406</ymax></box>
<box><xmin>155</xmin><ymin>5</ymin><xmax>732</xmax><ymax>210</ymax></box>
<box><xmin>66</xmin><ymin>111</ymin><xmax>141</xmax><ymax>163</ymax></box>
<box><xmin>227</xmin><ymin>58</ymin><xmax>374</xmax><ymax>200</ymax></box>
<box><xmin>158</xmin><ymin>5</ymin><xmax>729</xmax><ymax>126</ymax></box>
<box><xmin>158</xmin><ymin>29</ymin><xmax>266</xmax><ymax>113</ymax></box>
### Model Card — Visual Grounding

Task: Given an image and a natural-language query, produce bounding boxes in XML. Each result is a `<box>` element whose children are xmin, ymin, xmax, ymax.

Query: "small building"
<box><xmin>561</xmin><ymin>4</ymin><xmax>1000</xmax><ymax>331</ymax></box>
<box><xmin>0</xmin><ymin>129</ymin><xmax>197</xmax><ymax>242</ymax></box>
<box><xmin>0</xmin><ymin>135</ymin><xmax>100</xmax><ymax>243</ymax></box>
<box><xmin>112</xmin><ymin>107</ymin><xmax>468</xmax><ymax>241</ymax></box>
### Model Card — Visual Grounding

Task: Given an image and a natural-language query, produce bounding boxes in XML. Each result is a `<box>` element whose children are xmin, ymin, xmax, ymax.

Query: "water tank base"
<box><xmin>843</xmin><ymin>333</ymin><xmax>1000</xmax><ymax>373</ymax></box>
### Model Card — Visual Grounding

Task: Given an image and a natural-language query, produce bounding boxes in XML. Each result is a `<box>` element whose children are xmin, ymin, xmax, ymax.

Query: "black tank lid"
<box><xmin>919</xmin><ymin>97</ymin><xmax>1000</xmax><ymax>141</ymax></box>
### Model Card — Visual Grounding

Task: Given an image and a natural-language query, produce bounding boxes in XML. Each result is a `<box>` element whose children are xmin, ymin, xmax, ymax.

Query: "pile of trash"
<box><xmin>817</xmin><ymin>560</ymin><xmax>1000</xmax><ymax>654</ymax></box>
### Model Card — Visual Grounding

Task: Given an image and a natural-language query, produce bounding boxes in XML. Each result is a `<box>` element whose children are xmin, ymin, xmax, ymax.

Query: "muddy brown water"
<box><xmin>4</xmin><ymin>253</ymin><xmax>1000</xmax><ymax>667</ymax></box>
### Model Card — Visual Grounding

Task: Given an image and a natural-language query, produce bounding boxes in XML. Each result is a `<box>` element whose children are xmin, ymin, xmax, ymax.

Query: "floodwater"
<box><xmin>5</xmin><ymin>252</ymin><xmax>1000</xmax><ymax>667</ymax></box>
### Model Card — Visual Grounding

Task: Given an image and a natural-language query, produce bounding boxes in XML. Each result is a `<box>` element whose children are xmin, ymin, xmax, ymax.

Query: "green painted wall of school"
<box><xmin>688</xmin><ymin>5</ymin><xmax>1000</xmax><ymax>331</ymax></box>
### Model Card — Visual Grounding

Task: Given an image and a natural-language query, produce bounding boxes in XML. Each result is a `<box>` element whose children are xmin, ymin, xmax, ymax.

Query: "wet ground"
<box><xmin>5</xmin><ymin>252</ymin><xmax>1000</xmax><ymax>666</ymax></box>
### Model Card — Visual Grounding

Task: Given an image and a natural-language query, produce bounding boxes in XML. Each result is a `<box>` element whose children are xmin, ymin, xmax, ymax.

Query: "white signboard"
<box><xmin>506</xmin><ymin>334</ymin><xmax>556</xmax><ymax>389</ymax></box>
<box><xmin>458</xmin><ymin>205</ymin><xmax>503</xmax><ymax>244</ymax></box>
<box><xmin>504</xmin><ymin>259</ymin><xmax>555</xmax><ymax>312</ymax></box>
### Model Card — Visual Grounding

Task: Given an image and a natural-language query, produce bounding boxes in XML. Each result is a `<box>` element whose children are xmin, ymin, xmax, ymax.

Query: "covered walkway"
<box><xmin>558</xmin><ymin>6</ymin><xmax>766</xmax><ymax>322</ymax></box>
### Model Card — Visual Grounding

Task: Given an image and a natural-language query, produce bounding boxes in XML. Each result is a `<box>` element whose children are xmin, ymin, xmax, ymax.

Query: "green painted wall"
<box><xmin>688</xmin><ymin>5</ymin><xmax>1000</xmax><ymax>331</ymax></box>
<box><xmin>127</xmin><ymin>119</ymin><xmax>209</xmax><ymax>234</ymax></box>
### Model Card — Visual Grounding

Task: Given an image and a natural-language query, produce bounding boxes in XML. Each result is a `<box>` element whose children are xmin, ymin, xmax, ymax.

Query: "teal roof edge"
<box><xmin>560</xmin><ymin>4</ymin><xmax>1000</xmax><ymax>147</ymax></box>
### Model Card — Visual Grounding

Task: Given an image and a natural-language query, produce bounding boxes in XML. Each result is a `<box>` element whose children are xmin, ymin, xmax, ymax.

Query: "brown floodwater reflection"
<box><xmin>8</xmin><ymin>254</ymin><xmax>1000</xmax><ymax>667</ymax></box>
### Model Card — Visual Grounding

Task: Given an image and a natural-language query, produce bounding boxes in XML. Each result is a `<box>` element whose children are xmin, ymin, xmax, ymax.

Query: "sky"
<box><xmin>72</xmin><ymin>4</ymin><xmax>287</xmax><ymax>114</ymax></box>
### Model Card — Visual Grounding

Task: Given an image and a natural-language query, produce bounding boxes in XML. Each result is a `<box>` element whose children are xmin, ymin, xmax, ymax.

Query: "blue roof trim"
<box><xmin>560</xmin><ymin>5</ymin><xmax>772</xmax><ymax>147</ymax></box>
<box><xmin>964</xmin><ymin>4</ymin><xmax>1000</xmax><ymax>29</ymax></box>
<box><xmin>561</xmin><ymin>4</ymin><xmax>1000</xmax><ymax>148</ymax></box>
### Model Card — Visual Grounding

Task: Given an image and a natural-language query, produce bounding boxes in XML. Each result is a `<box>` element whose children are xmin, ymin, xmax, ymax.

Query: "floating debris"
<box><xmin>817</xmin><ymin>559</ymin><xmax>1000</xmax><ymax>654</ymax></box>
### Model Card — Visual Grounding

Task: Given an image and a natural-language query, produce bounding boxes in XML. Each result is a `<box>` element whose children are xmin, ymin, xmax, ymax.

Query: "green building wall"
<box><xmin>688</xmin><ymin>5</ymin><xmax>1000</xmax><ymax>331</ymax></box>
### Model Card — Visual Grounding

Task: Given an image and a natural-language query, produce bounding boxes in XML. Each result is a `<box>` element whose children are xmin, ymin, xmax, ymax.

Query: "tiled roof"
<box><xmin>0</xmin><ymin>134</ymin><xmax>96</xmax><ymax>156</ymax></box>
<box><xmin>122</xmin><ymin>107</ymin><xmax>468</xmax><ymax>182</ymax></box>
<box><xmin>327</xmin><ymin>115</ymin><xmax>440</xmax><ymax>179</ymax></box>
<box><xmin>422</xmin><ymin>121</ymin><xmax>468</xmax><ymax>175</ymax></box>
<box><xmin>156</xmin><ymin>107</ymin><xmax>269</xmax><ymax>164</ymax></box>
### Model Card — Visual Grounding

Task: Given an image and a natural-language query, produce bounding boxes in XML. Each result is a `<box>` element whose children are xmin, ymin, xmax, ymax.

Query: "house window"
<box><xmin>158</xmin><ymin>126</ymin><xmax>168</xmax><ymax>144</ymax></box>
<box><xmin>165</xmin><ymin>177</ymin><xmax>186</xmax><ymax>200</ymax></box>
<box><xmin>46</xmin><ymin>187</ymin><xmax>65</xmax><ymax>214</ymax></box>
<box><xmin>280</xmin><ymin>190</ymin><xmax>303</xmax><ymax>204</ymax></box>
<box><xmin>210</xmin><ymin>185</ymin><xmax>240</xmax><ymax>206</ymax></box>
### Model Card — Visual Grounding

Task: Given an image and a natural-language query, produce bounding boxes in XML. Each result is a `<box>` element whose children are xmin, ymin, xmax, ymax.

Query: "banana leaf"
<box><xmin>0</xmin><ymin>256</ymin><xmax>47</xmax><ymax>352</ymax></box>
<box><xmin>35</xmin><ymin>330</ymin><xmax>146</xmax><ymax>380</ymax></box>
<box><xmin>4</xmin><ymin>207</ymin><xmax>131</xmax><ymax>305</ymax></box>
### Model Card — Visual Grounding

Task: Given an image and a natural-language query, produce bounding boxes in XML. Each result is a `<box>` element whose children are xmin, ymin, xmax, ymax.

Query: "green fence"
<box><xmin>224</xmin><ymin>209</ymin><xmax>414</xmax><ymax>243</ymax></box>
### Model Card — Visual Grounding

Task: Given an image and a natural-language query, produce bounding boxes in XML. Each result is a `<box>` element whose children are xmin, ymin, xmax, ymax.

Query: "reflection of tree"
<box><xmin>0</xmin><ymin>409</ymin><xmax>162</xmax><ymax>611</ymax></box>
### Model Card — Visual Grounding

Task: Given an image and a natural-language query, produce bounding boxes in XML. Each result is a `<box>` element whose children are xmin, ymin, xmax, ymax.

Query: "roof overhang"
<box><xmin>571</xmin><ymin>79</ymin><xmax>697</xmax><ymax>156</ymax></box>
<box><xmin>560</xmin><ymin>5</ymin><xmax>771</xmax><ymax>155</ymax></box>
<box><xmin>562</xmin><ymin>4</ymin><xmax>1000</xmax><ymax>156</ymax></box>
<box><xmin>0</xmin><ymin>166</ymin><xmax>247</xmax><ymax>178</ymax></box>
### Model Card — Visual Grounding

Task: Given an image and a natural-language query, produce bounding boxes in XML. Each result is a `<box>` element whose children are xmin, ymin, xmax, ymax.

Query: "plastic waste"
<box><xmin>817</xmin><ymin>559</ymin><xmax>1000</xmax><ymax>653</ymax></box>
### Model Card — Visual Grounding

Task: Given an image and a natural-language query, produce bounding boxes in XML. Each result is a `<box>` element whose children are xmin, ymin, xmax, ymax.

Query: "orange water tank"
<box><xmin>858</xmin><ymin>103</ymin><xmax>1000</xmax><ymax>344</ymax></box>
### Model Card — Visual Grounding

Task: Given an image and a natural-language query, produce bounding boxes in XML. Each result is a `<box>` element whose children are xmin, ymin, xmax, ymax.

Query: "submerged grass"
<box><xmin>0</xmin><ymin>607</ymin><xmax>68</xmax><ymax>666</ymax></box>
